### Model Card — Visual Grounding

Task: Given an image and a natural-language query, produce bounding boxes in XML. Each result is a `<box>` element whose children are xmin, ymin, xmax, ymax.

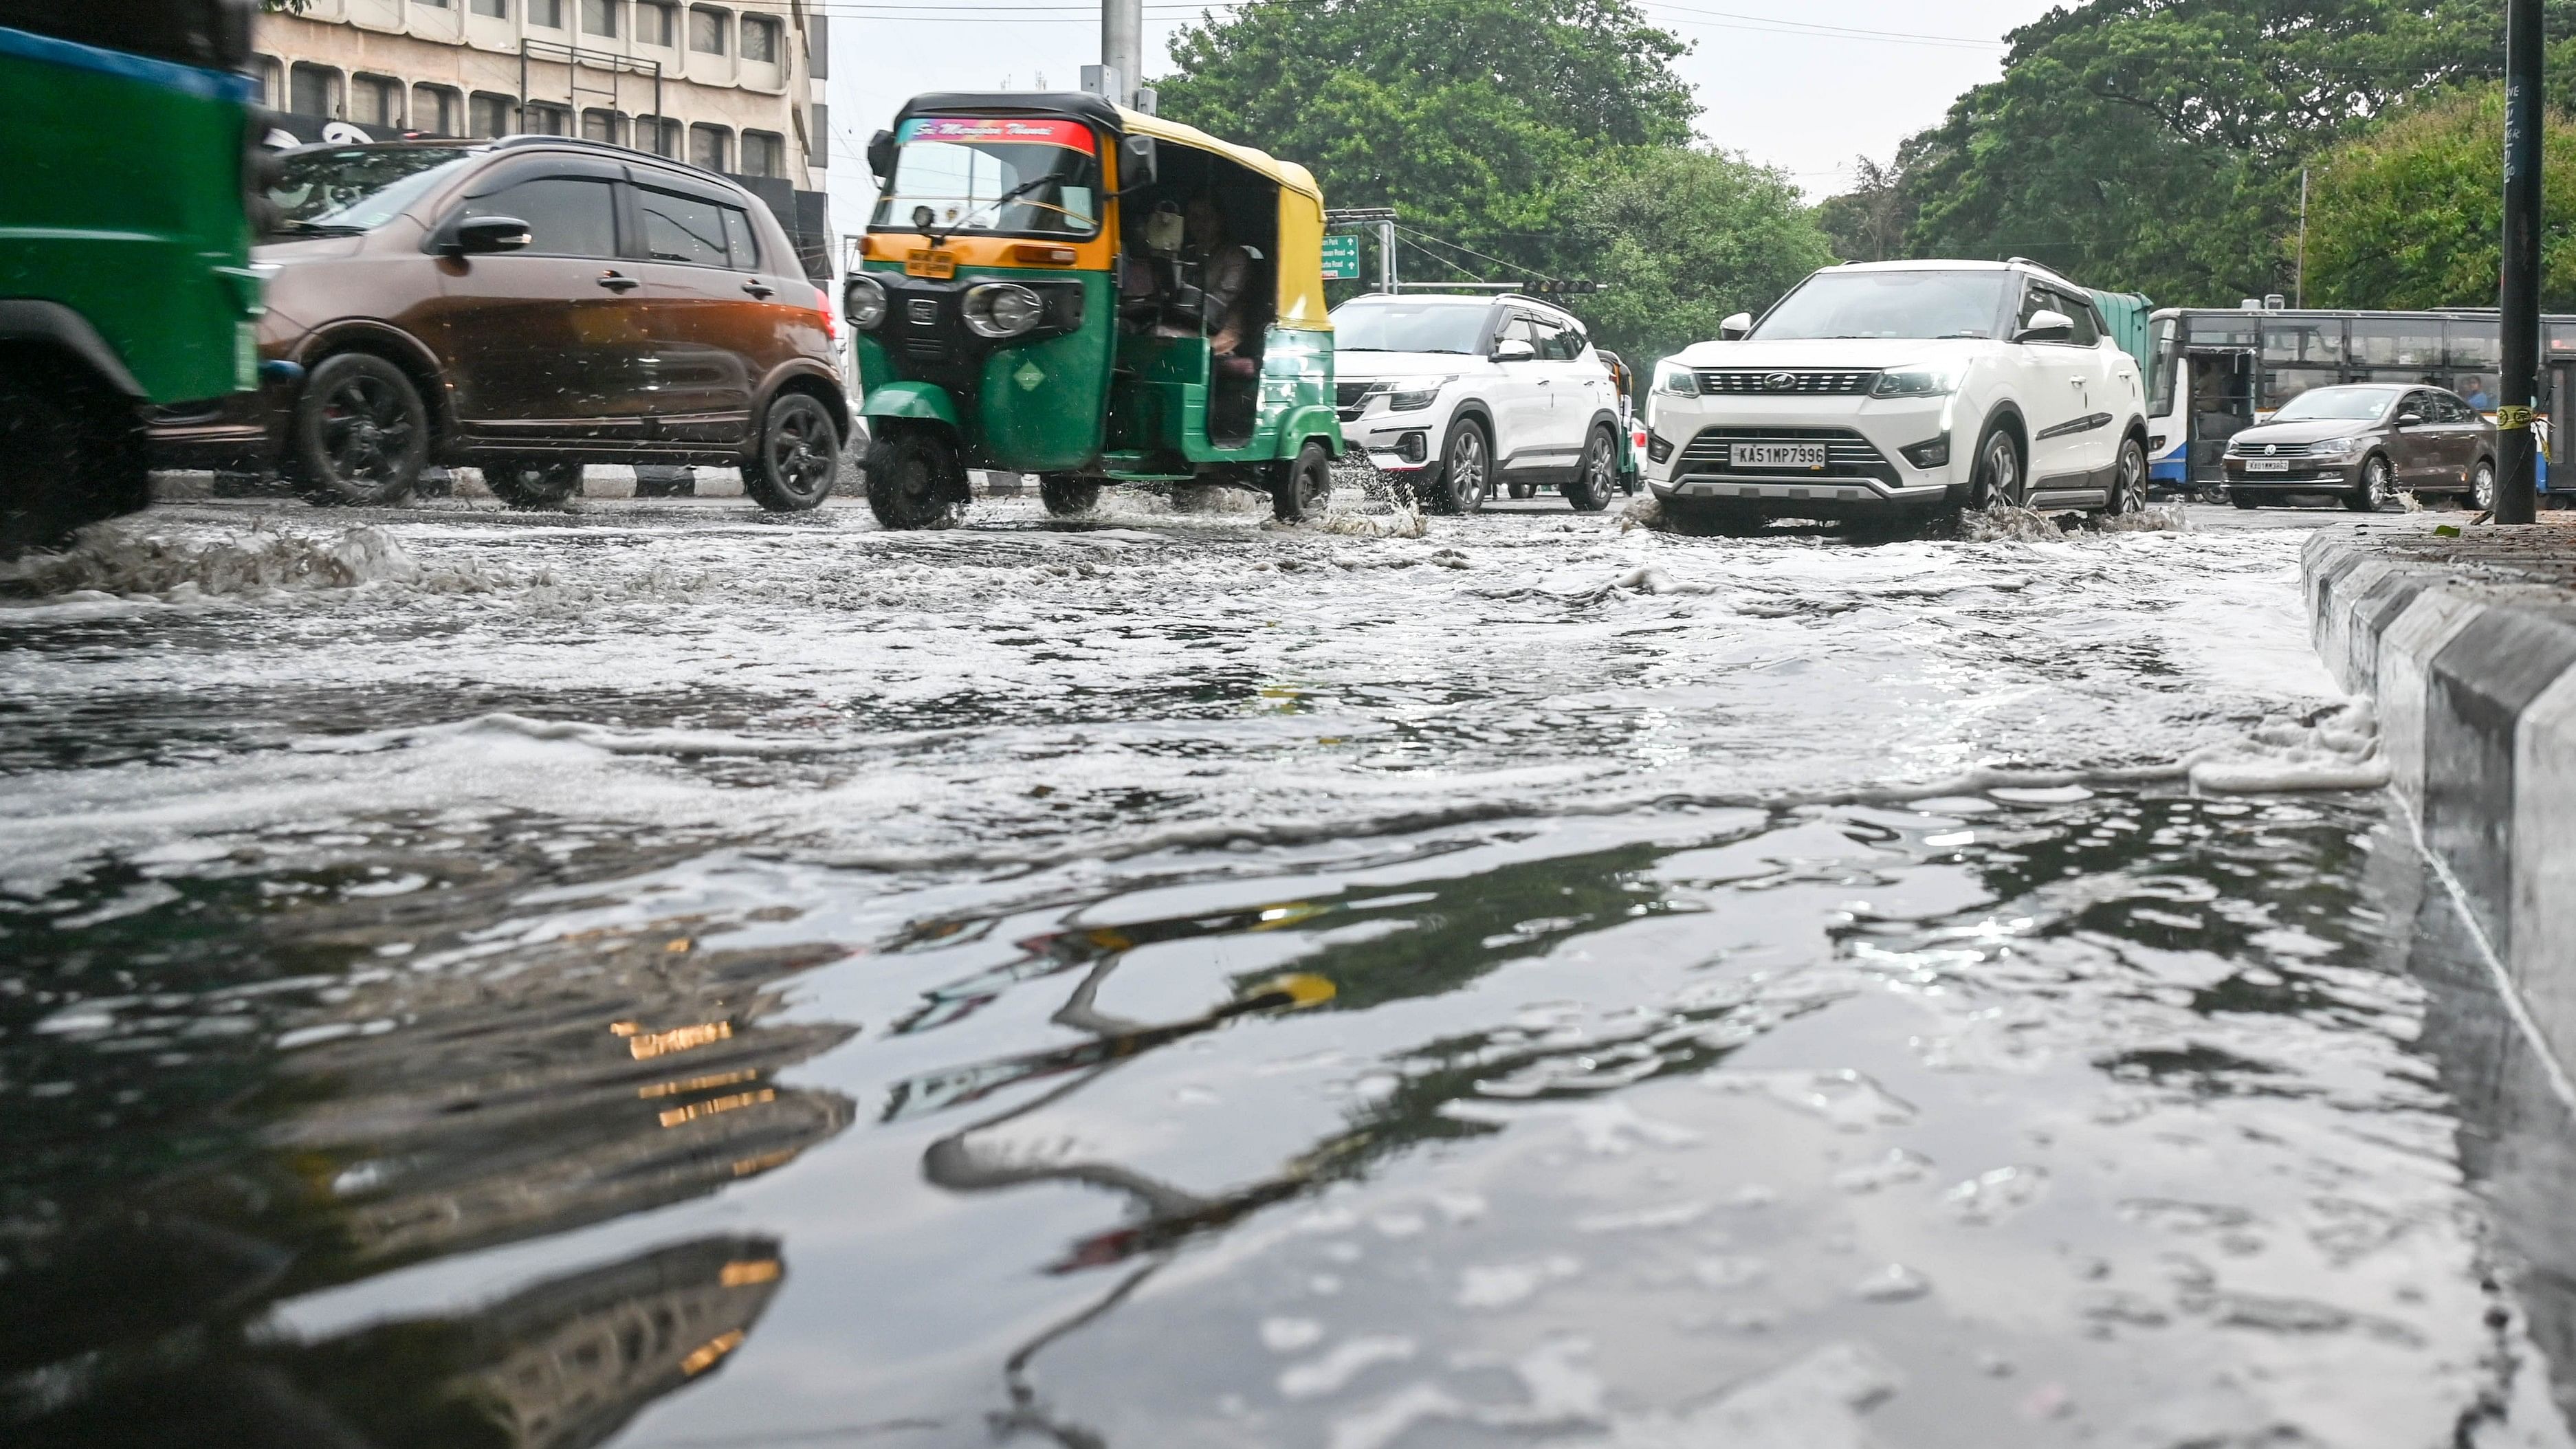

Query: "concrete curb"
<box><xmin>2303</xmin><ymin>527</ymin><xmax>2576</xmax><ymax>1070</ymax></box>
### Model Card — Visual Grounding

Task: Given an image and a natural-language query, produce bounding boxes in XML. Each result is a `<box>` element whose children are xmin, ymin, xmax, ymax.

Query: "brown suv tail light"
<box><xmin>815</xmin><ymin>286</ymin><xmax>839</xmax><ymax>342</ymax></box>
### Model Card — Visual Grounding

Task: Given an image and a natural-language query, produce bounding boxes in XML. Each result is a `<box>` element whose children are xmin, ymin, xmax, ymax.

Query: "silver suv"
<box><xmin>1330</xmin><ymin>293</ymin><xmax>1627</xmax><ymax>513</ymax></box>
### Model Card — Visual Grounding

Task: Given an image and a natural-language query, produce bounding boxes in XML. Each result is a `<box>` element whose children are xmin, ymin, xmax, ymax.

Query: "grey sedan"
<box><xmin>2223</xmin><ymin>384</ymin><xmax>2498</xmax><ymax>511</ymax></box>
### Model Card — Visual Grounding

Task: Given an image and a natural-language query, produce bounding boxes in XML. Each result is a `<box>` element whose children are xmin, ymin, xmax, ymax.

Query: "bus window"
<box><xmin>2186</xmin><ymin>313</ymin><xmax>2260</xmax><ymax>350</ymax></box>
<box><xmin>2351</xmin><ymin>316</ymin><xmax>2444</xmax><ymax>386</ymax></box>
<box><xmin>2435</xmin><ymin>320</ymin><xmax>2498</xmax><ymax>408</ymax></box>
<box><xmin>2263</xmin><ymin>367</ymin><xmax>2334</xmax><ymax>412</ymax></box>
<box><xmin>2264</xmin><ymin>317</ymin><xmax>2343</xmax><ymax>367</ymax></box>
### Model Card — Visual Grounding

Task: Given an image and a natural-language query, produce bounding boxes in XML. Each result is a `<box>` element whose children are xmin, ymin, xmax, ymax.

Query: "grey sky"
<box><xmin>822</xmin><ymin>0</ymin><xmax>2060</xmax><ymax>239</ymax></box>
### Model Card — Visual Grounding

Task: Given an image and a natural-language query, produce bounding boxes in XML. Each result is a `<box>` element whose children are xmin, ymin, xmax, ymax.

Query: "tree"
<box><xmin>1814</xmin><ymin>151</ymin><xmax>1919</xmax><ymax>264</ymax></box>
<box><xmin>1559</xmin><ymin>146</ymin><xmax>1836</xmax><ymax>367</ymax></box>
<box><xmin>2302</xmin><ymin>85</ymin><xmax>2576</xmax><ymax>311</ymax></box>
<box><xmin>1892</xmin><ymin>1</ymin><xmax>2540</xmax><ymax>305</ymax></box>
<box><xmin>1156</xmin><ymin>0</ymin><xmax>1695</xmax><ymax>264</ymax></box>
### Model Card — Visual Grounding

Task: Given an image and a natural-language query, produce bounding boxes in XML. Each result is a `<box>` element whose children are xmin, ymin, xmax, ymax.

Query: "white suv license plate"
<box><xmin>2245</xmin><ymin>458</ymin><xmax>2293</xmax><ymax>472</ymax></box>
<box><xmin>1730</xmin><ymin>443</ymin><xmax>1826</xmax><ymax>469</ymax></box>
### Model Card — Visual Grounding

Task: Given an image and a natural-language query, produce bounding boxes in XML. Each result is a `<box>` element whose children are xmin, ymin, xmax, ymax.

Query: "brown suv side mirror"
<box><xmin>448</xmin><ymin>215</ymin><xmax>532</xmax><ymax>256</ymax></box>
<box><xmin>2392</xmin><ymin>408</ymin><xmax>2426</xmax><ymax>428</ymax></box>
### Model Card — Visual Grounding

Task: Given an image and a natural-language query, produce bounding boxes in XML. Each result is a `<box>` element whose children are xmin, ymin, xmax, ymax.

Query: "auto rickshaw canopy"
<box><xmin>886</xmin><ymin>92</ymin><xmax>1330</xmax><ymax>331</ymax></box>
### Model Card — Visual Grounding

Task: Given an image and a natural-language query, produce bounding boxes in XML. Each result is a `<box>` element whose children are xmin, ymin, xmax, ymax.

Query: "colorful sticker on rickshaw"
<box><xmin>899</xmin><ymin>117</ymin><xmax>1098</xmax><ymax>154</ymax></box>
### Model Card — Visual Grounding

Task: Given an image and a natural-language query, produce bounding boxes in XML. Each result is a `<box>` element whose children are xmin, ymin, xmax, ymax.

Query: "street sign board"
<box><xmin>1321</xmin><ymin>234</ymin><xmax>1362</xmax><ymax>280</ymax></box>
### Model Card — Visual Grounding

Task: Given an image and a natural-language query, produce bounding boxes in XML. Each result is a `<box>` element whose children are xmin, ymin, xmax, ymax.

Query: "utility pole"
<box><xmin>2295</xmin><ymin>167</ymin><xmax>2308</xmax><ymax>310</ymax></box>
<box><xmin>2499</xmin><ymin>0</ymin><xmax>2543</xmax><ymax>524</ymax></box>
<box><xmin>1380</xmin><ymin>217</ymin><xmax>1396</xmax><ymax>294</ymax></box>
<box><xmin>1100</xmin><ymin>0</ymin><xmax>1142</xmax><ymax>109</ymax></box>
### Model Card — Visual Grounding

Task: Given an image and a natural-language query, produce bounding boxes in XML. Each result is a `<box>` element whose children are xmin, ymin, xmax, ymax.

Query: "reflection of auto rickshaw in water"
<box><xmin>847</xmin><ymin>93</ymin><xmax>1345</xmax><ymax>528</ymax></box>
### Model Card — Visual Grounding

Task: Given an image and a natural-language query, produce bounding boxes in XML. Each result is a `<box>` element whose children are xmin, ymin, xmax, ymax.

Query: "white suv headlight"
<box><xmin>1871</xmin><ymin>366</ymin><xmax>1960</xmax><ymax>399</ymax></box>
<box><xmin>1387</xmin><ymin>376</ymin><xmax>1455</xmax><ymax>412</ymax></box>
<box><xmin>1654</xmin><ymin>362</ymin><xmax>1699</xmax><ymax>397</ymax></box>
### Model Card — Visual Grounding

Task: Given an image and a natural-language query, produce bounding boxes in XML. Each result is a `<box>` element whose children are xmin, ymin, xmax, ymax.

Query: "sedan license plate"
<box><xmin>1730</xmin><ymin>443</ymin><xmax>1826</xmax><ymax>469</ymax></box>
<box><xmin>2245</xmin><ymin>458</ymin><xmax>2292</xmax><ymax>473</ymax></box>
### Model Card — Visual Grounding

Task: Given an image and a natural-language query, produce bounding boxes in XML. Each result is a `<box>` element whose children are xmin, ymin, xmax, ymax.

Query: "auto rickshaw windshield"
<box><xmin>870</xmin><ymin>117</ymin><xmax>1101</xmax><ymax>238</ymax></box>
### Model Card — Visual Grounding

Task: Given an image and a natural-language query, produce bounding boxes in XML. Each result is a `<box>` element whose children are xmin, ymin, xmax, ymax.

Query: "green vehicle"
<box><xmin>848</xmin><ymin>93</ymin><xmax>1344</xmax><ymax>527</ymax></box>
<box><xmin>0</xmin><ymin>0</ymin><xmax>263</xmax><ymax>555</ymax></box>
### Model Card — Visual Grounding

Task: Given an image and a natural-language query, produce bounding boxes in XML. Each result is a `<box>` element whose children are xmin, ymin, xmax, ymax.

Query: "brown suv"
<box><xmin>151</xmin><ymin>137</ymin><xmax>846</xmax><ymax>510</ymax></box>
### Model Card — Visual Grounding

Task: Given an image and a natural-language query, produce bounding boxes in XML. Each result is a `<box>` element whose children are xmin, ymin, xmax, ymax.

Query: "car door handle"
<box><xmin>741</xmin><ymin>280</ymin><xmax>775</xmax><ymax>299</ymax></box>
<box><xmin>597</xmin><ymin>271</ymin><xmax>639</xmax><ymax>292</ymax></box>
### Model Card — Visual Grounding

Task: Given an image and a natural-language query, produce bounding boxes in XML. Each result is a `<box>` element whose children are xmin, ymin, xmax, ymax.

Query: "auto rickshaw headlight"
<box><xmin>844</xmin><ymin>275</ymin><xmax>889</xmax><ymax>331</ymax></box>
<box><xmin>962</xmin><ymin>283</ymin><xmax>1046</xmax><ymax>339</ymax></box>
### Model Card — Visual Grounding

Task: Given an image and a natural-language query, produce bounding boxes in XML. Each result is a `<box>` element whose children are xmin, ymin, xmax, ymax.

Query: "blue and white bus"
<box><xmin>2145</xmin><ymin>307</ymin><xmax>2574</xmax><ymax>496</ymax></box>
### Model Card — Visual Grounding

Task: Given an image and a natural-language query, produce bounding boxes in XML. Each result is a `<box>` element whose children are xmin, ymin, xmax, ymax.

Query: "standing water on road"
<box><xmin>3</xmin><ymin>498</ymin><xmax>2569</xmax><ymax>1446</ymax></box>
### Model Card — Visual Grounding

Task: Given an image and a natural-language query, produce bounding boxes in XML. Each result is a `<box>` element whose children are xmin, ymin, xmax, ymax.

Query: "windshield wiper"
<box><xmin>270</xmin><ymin>220</ymin><xmax>366</xmax><ymax>236</ymax></box>
<box><xmin>925</xmin><ymin>174</ymin><xmax>1057</xmax><ymax>247</ymax></box>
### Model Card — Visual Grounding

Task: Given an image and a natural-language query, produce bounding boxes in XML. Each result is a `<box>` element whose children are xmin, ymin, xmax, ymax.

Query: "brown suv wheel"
<box><xmin>745</xmin><ymin>391</ymin><xmax>840</xmax><ymax>512</ymax></box>
<box><xmin>289</xmin><ymin>353</ymin><xmax>426</xmax><ymax>507</ymax></box>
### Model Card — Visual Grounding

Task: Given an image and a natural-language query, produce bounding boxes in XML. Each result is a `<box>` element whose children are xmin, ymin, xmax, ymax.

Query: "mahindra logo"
<box><xmin>1765</xmin><ymin>372</ymin><xmax>1799</xmax><ymax>390</ymax></box>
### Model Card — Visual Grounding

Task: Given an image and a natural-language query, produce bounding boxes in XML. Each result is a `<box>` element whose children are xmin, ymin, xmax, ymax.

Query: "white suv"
<box><xmin>1644</xmin><ymin>260</ymin><xmax>2150</xmax><ymax>530</ymax></box>
<box><xmin>1331</xmin><ymin>293</ymin><xmax>1628</xmax><ymax>513</ymax></box>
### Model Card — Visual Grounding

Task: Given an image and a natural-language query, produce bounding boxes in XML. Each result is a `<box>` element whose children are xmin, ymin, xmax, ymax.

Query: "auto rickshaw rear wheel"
<box><xmin>1039</xmin><ymin>474</ymin><xmax>1100</xmax><ymax>516</ymax></box>
<box><xmin>0</xmin><ymin>370</ymin><xmax>146</xmax><ymax>558</ymax></box>
<box><xmin>865</xmin><ymin>425</ymin><xmax>970</xmax><ymax>530</ymax></box>
<box><xmin>1270</xmin><ymin>440</ymin><xmax>1332</xmax><ymax>523</ymax></box>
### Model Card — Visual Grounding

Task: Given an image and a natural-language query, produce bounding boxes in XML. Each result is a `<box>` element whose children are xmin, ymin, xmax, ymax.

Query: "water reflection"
<box><xmin>6</xmin><ymin>788</ymin><xmax>2573</xmax><ymax>1444</ymax></box>
<box><xmin>1</xmin><ymin>858</ymin><xmax>855</xmax><ymax>1441</ymax></box>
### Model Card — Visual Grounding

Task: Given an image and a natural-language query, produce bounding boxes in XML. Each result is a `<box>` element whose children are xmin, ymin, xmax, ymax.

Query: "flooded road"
<box><xmin>4</xmin><ymin>492</ymin><xmax>2571</xmax><ymax>1446</ymax></box>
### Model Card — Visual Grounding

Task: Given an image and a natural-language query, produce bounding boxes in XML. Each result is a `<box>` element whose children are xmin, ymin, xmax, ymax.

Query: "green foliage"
<box><xmin>1562</xmin><ymin>146</ymin><xmax>1837</xmax><ymax>367</ymax></box>
<box><xmin>1157</xmin><ymin>0</ymin><xmax>1833</xmax><ymax>366</ymax></box>
<box><xmin>1159</xmin><ymin>0</ymin><xmax>1694</xmax><ymax>254</ymax></box>
<box><xmin>1863</xmin><ymin>1</ymin><xmax>2547</xmax><ymax>305</ymax></box>
<box><xmin>2303</xmin><ymin>85</ymin><xmax>2576</xmax><ymax>311</ymax></box>
<box><xmin>1813</xmin><ymin>152</ymin><xmax>1918</xmax><ymax>264</ymax></box>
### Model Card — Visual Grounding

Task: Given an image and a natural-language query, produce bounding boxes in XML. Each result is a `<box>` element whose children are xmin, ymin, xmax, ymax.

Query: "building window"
<box><xmin>637</xmin><ymin>1</ymin><xmax>676</xmax><ymax>45</ymax></box>
<box><xmin>351</xmin><ymin>74</ymin><xmax>404</xmax><ymax>129</ymax></box>
<box><xmin>252</xmin><ymin>54</ymin><xmax>283</xmax><ymax>109</ymax></box>
<box><xmin>417</xmin><ymin>0</ymin><xmax>451</xmax><ymax>8</ymax></box>
<box><xmin>740</xmin><ymin>130</ymin><xmax>783</xmax><ymax>178</ymax></box>
<box><xmin>581</xmin><ymin>0</ymin><xmax>617</xmax><ymax>38</ymax></box>
<box><xmin>288</xmin><ymin>62</ymin><xmax>340</xmax><ymax>118</ymax></box>
<box><xmin>582</xmin><ymin>109</ymin><xmax>626</xmax><ymax>144</ymax></box>
<box><xmin>528</xmin><ymin>0</ymin><xmax>563</xmax><ymax>28</ymax></box>
<box><xmin>689</xmin><ymin>122</ymin><xmax>730</xmax><ymax>172</ymax></box>
<box><xmin>635</xmin><ymin>115</ymin><xmax>682</xmax><ymax>156</ymax></box>
<box><xmin>469</xmin><ymin>92</ymin><xmax>516</xmax><ymax>137</ymax></box>
<box><xmin>688</xmin><ymin>5</ymin><xmax>726</xmax><ymax>54</ymax></box>
<box><xmin>740</xmin><ymin>15</ymin><xmax>778</xmax><ymax>63</ymax></box>
<box><xmin>414</xmin><ymin>85</ymin><xmax>463</xmax><ymax>135</ymax></box>
<box><xmin>471</xmin><ymin>0</ymin><xmax>507</xmax><ymax>15</ymax></box>
<box><xmin>524</xmin><ymin>102</ymin><xmax>571</xmax><ymax>135</ymax></box>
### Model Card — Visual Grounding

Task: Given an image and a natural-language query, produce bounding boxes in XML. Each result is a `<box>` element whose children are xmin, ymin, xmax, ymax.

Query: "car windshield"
<box><xmin>2270</xmin><ymin>387</ymin><xmax>2405</xmax><ymax>421</ymax></box>
<box><xmin>870</xmin><ymin>117</ymin><xmax>1100</xmax><ymax>237</ymax></box>
<box><xmin>1330</xmin><ymin>302</ymin><xmax>1488</xmax><ymax>353</ymax></box>
<box><xmin>265</xmin><ymin>147</ymin><xmax>474</xmax><ymax>235</ymax></box>
<box><xmin>1749</xmin><ymin>269</ymin><xmax>2016</xmax><ymax>341</ymax></box>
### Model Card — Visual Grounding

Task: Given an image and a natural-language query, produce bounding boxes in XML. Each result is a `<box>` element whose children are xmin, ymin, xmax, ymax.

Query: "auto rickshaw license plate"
<box><xmin>906</xmin><ymin>250</ymin><xmax>958</xmax><ymax>278</ymax></box>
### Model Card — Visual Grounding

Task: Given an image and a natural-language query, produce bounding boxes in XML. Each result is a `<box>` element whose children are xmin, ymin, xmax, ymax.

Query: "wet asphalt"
<box><xmin>2</xmin><ymin>487</ymin><xmax>2569</xmax><ymax>1448</ymax></box>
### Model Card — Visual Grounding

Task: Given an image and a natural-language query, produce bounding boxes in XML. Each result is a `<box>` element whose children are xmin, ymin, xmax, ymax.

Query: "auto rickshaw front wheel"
<box><xmin>1270</xmin><ymin>440</ymin><xmax>1333</xmax><ymax>523</ymax></box>
<box><xmin>1039</xmin><ymin>474</ymin><xmax>1100</xmax><ymax>516</ymax></box>
<box><xmin>864</xmin><ymin>425</ymin><xmax>970</xmax><ymax>531</ymax></box>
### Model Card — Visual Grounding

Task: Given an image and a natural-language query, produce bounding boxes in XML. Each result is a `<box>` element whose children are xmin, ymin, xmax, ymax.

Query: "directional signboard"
<box><xmin>1321</xmin><ymin>233</ymin><xmax>1362</xmax><ymax>280</ymax></box>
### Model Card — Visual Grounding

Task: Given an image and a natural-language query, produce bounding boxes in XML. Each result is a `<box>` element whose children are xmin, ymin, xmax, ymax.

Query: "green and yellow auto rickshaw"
<box><xmin>848</xmin><ymin>93</ymin><xmax>1343</xmax><ymax>527</ymax></box>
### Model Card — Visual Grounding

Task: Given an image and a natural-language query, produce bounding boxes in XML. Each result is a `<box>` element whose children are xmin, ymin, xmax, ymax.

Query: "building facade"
<box><xmin>250</xmin><ymin>0</ymin><xmax>829</xmax><ymax>192</ymax></box>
